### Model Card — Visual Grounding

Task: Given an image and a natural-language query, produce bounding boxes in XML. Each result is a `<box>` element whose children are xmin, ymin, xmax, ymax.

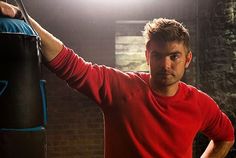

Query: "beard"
<box><xmin>151</xmin><ymin>69</ymin><xmax>183</xmax><ymax>88</ymax></box>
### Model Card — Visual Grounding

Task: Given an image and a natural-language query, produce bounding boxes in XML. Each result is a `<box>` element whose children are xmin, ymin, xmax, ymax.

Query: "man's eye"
<box><xmin>170</xmin><ymin>54</ymin><xmax>180</xmax><ymax>61</ymax></box>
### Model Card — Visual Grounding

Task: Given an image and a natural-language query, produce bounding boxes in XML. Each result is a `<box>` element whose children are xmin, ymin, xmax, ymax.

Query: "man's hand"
<box><xmin>201</xmin><ymin>140</ymin><xmax>235</xmax><ymax>158</ymax></box>
<box><xmin>0</xmin><ymin>1</ymin><xmax>22</xmax><ymax>19</ymax></box>
<box><xmin>0</xmin><ymin>1</ymin><xmax>63</xmax><ymax>61</ymax></box>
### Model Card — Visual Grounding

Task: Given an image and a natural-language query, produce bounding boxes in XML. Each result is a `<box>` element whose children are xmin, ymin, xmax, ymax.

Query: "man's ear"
<box><xmin>145</xmin><ymin>50</ymin><xmax>150</xmax><ymax>65</ymax></box>
<box><xmin>185</xmin><ymin>51</ymin><xmax>192</xmax><ymax>68</ymax></box>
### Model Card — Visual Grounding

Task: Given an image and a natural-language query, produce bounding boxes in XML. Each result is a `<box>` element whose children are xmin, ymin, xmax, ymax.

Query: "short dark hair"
<box><xmin>143</xmin><ymin>18</ymin><xmax>190</xmax><ymax>52</ymax></box>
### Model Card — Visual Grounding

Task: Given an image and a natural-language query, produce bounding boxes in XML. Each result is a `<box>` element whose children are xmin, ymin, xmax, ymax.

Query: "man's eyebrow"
<box><xmin>166</xmin><ymin>51</ymin><xmax>183</xmax><ymax>56</ymax></box>
<box><xmin>150</xmin><ymin>50</ymin><xmax>183</xmax><ymax>56</ymax></box>
<box><xmin>169</xmin><ymin>51</ymin><xmax>181</xmax><ymax>54</ymax></box>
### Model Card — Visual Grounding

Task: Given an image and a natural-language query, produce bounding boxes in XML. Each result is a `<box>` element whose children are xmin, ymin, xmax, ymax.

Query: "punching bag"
<box><xmin>0</xmin><ymin>130</ymin><xmax>46</xmax><ymax>158</ymax></box>
<box><xmin>0</xmin><ymin>33</ymin><xmax>46</xmax><ymax>128</ymax></box>
<box><xmin>0</xmin><ymin>1</ymin><xmax>47</xmax><ymax>158</ymax></box>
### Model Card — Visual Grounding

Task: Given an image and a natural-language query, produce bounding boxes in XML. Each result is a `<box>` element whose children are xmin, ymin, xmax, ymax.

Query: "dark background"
<box><xmin>6</xmin><ymin>0</ymin><xmax>236</xmax><ymax>157</ymax></box>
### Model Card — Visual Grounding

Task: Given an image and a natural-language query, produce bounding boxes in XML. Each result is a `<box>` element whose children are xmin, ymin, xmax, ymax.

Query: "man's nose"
<box><xmin>161</xmin><ymin>57</ymin><xmax>172</xmax><ymax>70</ymax></box>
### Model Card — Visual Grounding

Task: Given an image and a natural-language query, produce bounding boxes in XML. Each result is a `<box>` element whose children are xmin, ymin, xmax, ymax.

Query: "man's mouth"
<box><xmin>158</xmin><ymin>71</ymin><xmax>174</xmax><ymax>76</ymax></box>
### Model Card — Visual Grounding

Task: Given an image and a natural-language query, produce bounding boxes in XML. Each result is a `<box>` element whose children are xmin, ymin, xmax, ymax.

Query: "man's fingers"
<box><xmin>0</xmin><ymin>6</ymin><xmax>15</xmax><ymax>17</ymax></box>
<box><xmin>0</xmin><ymin>1</ymin><xmax>19</xmax><ymax>18</ymax></box>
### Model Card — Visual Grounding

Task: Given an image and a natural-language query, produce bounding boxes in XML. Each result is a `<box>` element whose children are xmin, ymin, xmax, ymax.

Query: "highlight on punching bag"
<box><xmin>0</xmin><ymin>33</ymin><xmax>46</xmax><ymax>128</ymax></box>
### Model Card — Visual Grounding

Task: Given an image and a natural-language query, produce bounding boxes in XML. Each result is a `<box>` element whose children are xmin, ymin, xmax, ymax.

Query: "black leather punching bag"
<box><xmin>0</xmin><ymin>33</ymin><xmax>45</xmax><ymax>128</ymax></box>
<box><xmin>0</xmin><ymin>130</ymin><xmax>46</xmax><ymax>158</ymax></box>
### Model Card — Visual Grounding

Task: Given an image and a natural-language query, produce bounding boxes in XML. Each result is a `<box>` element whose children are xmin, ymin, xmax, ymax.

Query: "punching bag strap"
<box><xmin>14</xmin><ymin>0</ymin><xmax>43</xmax><ymax>72</ymax></box>
<box><xmin>14</xmin><ymin>0</ymin><xmax>38</xmax><ymax>35</ymax></box>
<box><xmin>14</xmin><ymin>0</ymin><xmax>31</xmax><ymax>27</ymax></box>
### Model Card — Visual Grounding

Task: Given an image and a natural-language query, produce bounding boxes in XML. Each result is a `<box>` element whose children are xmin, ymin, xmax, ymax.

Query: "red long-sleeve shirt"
<box><xmin>47</xmin><ymin>46</ymin><xmax>234</xmax><ymax>158</ymax></box>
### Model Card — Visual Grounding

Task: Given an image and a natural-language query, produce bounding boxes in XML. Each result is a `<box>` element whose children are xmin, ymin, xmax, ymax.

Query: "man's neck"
<box><xmin>150</xmin><ymin>80</ymin><xmax>179</xmax><ymax>97</ymax></box>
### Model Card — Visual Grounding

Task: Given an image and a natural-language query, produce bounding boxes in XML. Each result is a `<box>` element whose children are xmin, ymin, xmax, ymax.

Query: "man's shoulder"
<box><xmin>180</xmin><ymin>82</ymin><xmax>214</xmax><ymax>102</ymax></box>
<box><xmin>113</xmin><ymin>71</ymin><xmax>150</xmax><ymax>86</ymax></box>
<box><xmin>179</xmin><ymin>82</ymin><xmax>205</xmax><ymax>96</ymax></box>
<box><xmin>179</xmin><ymin>82</ymin><xmax>198</xmax><ymax>92</ymax></box>
<box><xmin>132</xmin><ymin>72</ymin><xmax>150</xmax><ymax>81</ymax></box>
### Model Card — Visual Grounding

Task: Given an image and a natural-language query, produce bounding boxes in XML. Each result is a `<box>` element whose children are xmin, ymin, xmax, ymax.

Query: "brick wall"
<box><xmin>197</xmin><ymin>0</ymin><xmax>236</xmax><ymax>157</ymax></box>
<box><xmin>44</xmin><ymin>68</ymin><xmax>104</xmax><ymax>158</ymax></box>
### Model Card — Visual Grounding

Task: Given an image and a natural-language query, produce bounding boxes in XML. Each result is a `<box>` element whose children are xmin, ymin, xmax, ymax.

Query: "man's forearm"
<box><xmin>200</xmin><ymin>140</ymin><xmax>234</xmax><ymax>158</ymax></box>
<box><xmin>29</xmin><ymin>17</ymin><xmax>63</xmax><ymax>62</ymax></box>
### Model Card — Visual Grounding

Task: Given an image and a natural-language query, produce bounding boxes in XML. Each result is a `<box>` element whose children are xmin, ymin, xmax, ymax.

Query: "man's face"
<box><xmin>146</xmin><ymin>40</ymin><xmax>192</xmax><ymax>89</ymax></box>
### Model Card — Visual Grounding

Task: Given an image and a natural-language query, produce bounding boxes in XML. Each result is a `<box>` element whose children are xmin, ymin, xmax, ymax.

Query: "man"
<box><xmin>0</xmin><ymin>2</ymin><xmax>234</xmax><ymax>158</ymax></box>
